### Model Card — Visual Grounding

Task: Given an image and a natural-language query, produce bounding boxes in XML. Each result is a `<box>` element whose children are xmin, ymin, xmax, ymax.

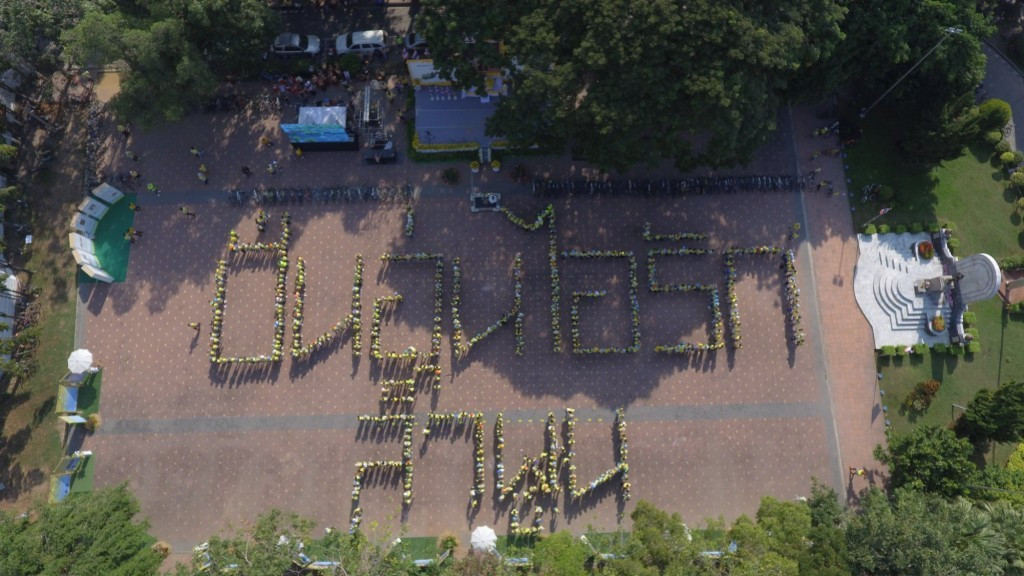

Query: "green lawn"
<box><xmin>400</xmin><ymin>536</ymin><xmax>438</xmax><ymax>561</ymax></box>
<box><xmin>846</xmin><ymin>109</ymin><xmax>1024</xmax><ymax>463</ymax></box>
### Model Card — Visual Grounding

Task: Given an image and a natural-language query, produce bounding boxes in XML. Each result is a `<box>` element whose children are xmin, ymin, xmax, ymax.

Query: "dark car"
<box><xmin>363</xmin><ymin>131</ymin><xmax>396</xmax><ymax>164</ymax></box>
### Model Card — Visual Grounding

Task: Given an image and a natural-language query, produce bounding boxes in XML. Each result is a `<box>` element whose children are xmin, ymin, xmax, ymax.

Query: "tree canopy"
<box><xmin>61</xmin><ymin>0</ymin><xmax>277</xmax><ymax>126</ymax></box>
<box><xmin>0</xmin><ymin>484</ymin><xmax>162</xmax><ymax>576</ymax></box>
<box><xmin>958</xmin><ymin>380</ymin><xmax>1024</xmax><ymax>446</ymax></box>
<box><xmin>419</xmin><ymin>0</ymin><xmax>846</xmax><ymax>172</ymax></box>
<box><xmin>874</xmin><ymin>424</ymin><xmax>977</xmax><ymax>497</ymax></box>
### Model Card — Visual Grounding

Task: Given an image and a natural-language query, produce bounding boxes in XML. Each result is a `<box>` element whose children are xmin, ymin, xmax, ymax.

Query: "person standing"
<box><xmin>241</xmin><ymin>165</ymin><xmax>252</xmax><ymax>177</ymax></box>
<box><xmin>126</xmin><ymin>150</ymin><xmax>139</xmax><ymax>161</ymax></box>
<box><xmin>189</xmin><ymin>145</ymin><xmax>202</xmax><ymax>158</ymax></box>
<box><xmin>128</xmin><ymin>201</ymin><xmax>142</xmax><ymax>212</ymax></box>
<box><xmin>179</xmin><ymin>205</ymin><xmax>197</xmax><ymax>217</ymax></box>
<box><xmin>188</xmin><ymin>322</ymin><xmax>201</xmax><ymax>331</ymax></box>
<box><xmin>147</xmin><ymin>183</ymin><xmax>160</xmax><ymax>196</ymax></box>
<box><xmin>198</xmin><ymin>171</ymin><xmax>208</xmax><ymax>184</ymax></box>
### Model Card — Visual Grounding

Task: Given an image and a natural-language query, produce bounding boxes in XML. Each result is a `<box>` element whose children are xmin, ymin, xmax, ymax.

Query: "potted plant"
<box><xmin>470</xmin><ymin>160</ymin><xmax>480</xmax><ymax>174</ymax></box>
<box><xmin>491</xmin><ymin>160</ymin><xmax>501</xmax><ymax>173</ymax></box>
<box><xmin>918</xmin><ymin>241</ymin><xmax>934</xmax><ymax>259</ymax></box>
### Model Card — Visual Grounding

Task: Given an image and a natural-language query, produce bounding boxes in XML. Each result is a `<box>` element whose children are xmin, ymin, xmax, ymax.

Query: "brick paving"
<box><xmin>76</xmin><ymin>93</ymin><xmax>875</xmax><ymax>556</ymax></box>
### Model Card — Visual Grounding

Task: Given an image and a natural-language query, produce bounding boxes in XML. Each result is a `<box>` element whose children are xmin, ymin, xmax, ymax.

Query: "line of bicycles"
<box><xmin>531</xmin><ymin>174</ymin><xmax>805</xmax><ymax>196</ymax></box>
<box><xmin>227</xmin><ymin>184</ymin><xmax>414</xmax><ymax>206</ymax></box>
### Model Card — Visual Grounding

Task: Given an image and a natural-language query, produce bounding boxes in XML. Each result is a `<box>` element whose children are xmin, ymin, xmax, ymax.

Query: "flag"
<box><xmin>879</xmin><ymin>207</ymin><xmax>891</xmax><ymax>216</ymax></box>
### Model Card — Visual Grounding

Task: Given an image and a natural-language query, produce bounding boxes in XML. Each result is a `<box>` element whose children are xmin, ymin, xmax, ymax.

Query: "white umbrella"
<box><xmin>470</xmin><ymin>526</ymin><xmax>497</xmax><ymax>552</ymax></box>
<box><xmin>67</xmin><ymin>349</ymin><xmax>93</xmax><ymax>374</ymax></box>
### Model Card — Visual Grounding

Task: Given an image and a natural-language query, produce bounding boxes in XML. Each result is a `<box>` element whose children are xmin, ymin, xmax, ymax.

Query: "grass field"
<box><xmin>846</xmin><ymin>110</ymin><xmax>1024</xmax><ymax>463</ymax></box>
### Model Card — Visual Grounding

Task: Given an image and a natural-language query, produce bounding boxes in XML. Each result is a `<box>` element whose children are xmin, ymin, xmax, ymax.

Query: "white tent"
<box><xmin>68</xmin><ymin>233</ymin><xmax>96</xmax><ymax>254</ymax></box>
<box><xmin>81</xmin><ymin>265</ymin><xmax>113</xmax><ymax>283</ymax></box>
<box><xmin>470</xmin><ymin>526</ymin><xmax>497</xmax><ymax>552</ymax></box>
<box><xmin>91</xmin><ymin>182</ymin><xmax>124</xmax><ymax>204</ymax></box>
<box><xmin>78</xmin><ymin>197</ymin><xmax>110</xmax><ymax>219</ymax></box>
<box><xmin>70</xmin><ymin>212</ymin><xmax>99</xmax><ymax>239</ymax></box>
<box><xmin>72</xmin><ymin>250</ymin><xmax>101</xmax><ymax>267</ymax></box>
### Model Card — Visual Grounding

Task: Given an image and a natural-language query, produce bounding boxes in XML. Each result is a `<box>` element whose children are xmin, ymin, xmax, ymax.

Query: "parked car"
<box><xmin>404</xmin><ymin>17</ymin><xmax>428</xmax><ymax>51</ymax></box>
<box><xmin>335</xmin><ymin>30</ymin><xmax>389</xmax><ymax>57</ymax></box>
<box><xmin>363</xmin><ymin>131</ymin><xmax>396</xmax><ymax>164</ymax></box>
<box><xmin>270</xmin><ymin>33</ymin><xmax>321</xmax><ymax>57</ymax></box>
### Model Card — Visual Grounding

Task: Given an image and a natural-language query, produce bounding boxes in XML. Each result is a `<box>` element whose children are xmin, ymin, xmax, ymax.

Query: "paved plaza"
<box><xmin>76</xmin><ymin>102</ymin><xmax>883</xmax><ymax>555</ymax></box>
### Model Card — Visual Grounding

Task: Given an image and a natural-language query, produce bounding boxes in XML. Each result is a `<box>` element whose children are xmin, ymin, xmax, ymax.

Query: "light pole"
<box><xmin>860</xmin><ymin>27</ymin><xmax>963</xmax><ymax>119</ymax></box>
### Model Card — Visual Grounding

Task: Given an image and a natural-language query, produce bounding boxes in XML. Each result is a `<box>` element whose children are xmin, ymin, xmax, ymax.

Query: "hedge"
<box><xmin>952</xmin><ymin>344</ymin><xmax>966</xmax><ymax>355</ymax></box>
<box><xmin>966</xmin><ymin>328</ymin><xmax>980</xmax><ymax>341</ymax></box>
<box><xmin>879</xmin><ymin>345</ymin><xmax>895</xmax><ymax>357</ymax></box>
<box><xmin>962</xmin><ymin>312</ymin><xmax>977</xmax><ymax>325</ymax></box>
<box><xmin>967</xmin><ymin>341</ymin><xmax>981</xmax><ymax>354</ymax></box>
<box><xmin>894</xmin><ymin>346</ymin><xmax>907</xmax><ymax>357</ymax></box>
<box><xmin>863</xmin><ymin>224</ymin><xmax>877</xmax><ymax>235</ymax></box>
<box><xmin>1001</xmin><ymin>255</ymin><xmax>1024</xmax><ymax>271</ymax></box>
<box><xmin>932</xmin><ymin>343</ymin><xmax>947</xmax><ymax>355</ymax></box>
<box><xmin>910</xmin><ymin>223</ymin><xmax>923</xmax><ymax>233</ymax></box>
<box><xmin>878</xmin><ymin>224</ymin><xmax>890</xmax><ymax>234</ymax></box>
<box><xmin>912</xmin><ymin>343</ymin><xmax>928</xmax><ymax>355</ymax></box>
<box><xmin>895</xmin><ymin>224</ymin><xmax>907</xmax><ymax>234</ymax></box>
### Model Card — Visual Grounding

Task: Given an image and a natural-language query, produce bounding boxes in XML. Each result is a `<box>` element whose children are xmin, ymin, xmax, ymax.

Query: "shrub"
<box><xmin>984</xmin><ymin>130</ymin><xmax>1005</xmax><ymax>146</ymax></box>
<box><xmin>941</xmin><ymin>221</ymin><xmax>956</xmax><ymax>231</ymax></box>
<box><xmin>441</xmin><ymin>167</ymin><xmax>460</xmax><ymax>185</ymax></box>
<box><xmin>151</xmin><ymin>541</ymin><xmax>172</xmax><ymax>558</ymax></box>
<box><xmin>1001</xmin><ymin>151</ymin><xmax>1018</xmax><ymax>167</ymax></box>
<box><xmin>894</xmin><ymin>345</ymin><xmax>907</xmax><ymax>357</ymax></box>
<box><xmin>878</xmin><ymin>185</ymin><xmax>895</xmax><ymax>202</ymax></box>
<box><xmin>963</xmin><ymin>312</ymin><xmax>977</xmax><ymax>325</ymax></box>
<box><xmin>979</xmin><ymin>98</ymin><xmax>1013</xmax><ymax>131</ymax></box>
<box><xmin>966</xmin><ymin>328</ymin><xmax>980</xmax><ymax>341</ymax></box>
<box><xmin>863</xmin><ymin>223</ymin><xmax>877</xmax><ymax>235</ymax></box>
<box><xmin>1001</xmin><ymin>256</ymin><xmax>1024</xmax><ymax>271</ymax></box>
<box><xmin>952</xmin><ymin>344</ymin><xmax>966</xmax><ymax>355</ymax></box>
<box><xmin>910</xmin><ymin>222</ymin><xmax>923</xmax><ymax>233</ymax></box>
<box><xmin>928</xmin><ymin>222</ymin><xmax>942</xmax><ymax>233</ymax></box>
<box><xmin>1010</xmin><ymin>302</ymin><xmax>1024</xmax><ymax>314</ymax></box>
<box><xmin>1012</xmin><ymin>172</ymin><xmax>1024</xmax><ymax>189</ymax></box>
<box><xmin>439</xmin><ymin>531</ymin><xmax>459</xmax><ymax>552</ymax></box>
<box><xmin>86</xmin><ymin>413</ymin><xmax>102</xmax><ymax>432</ymax></box>
<box><xmin>932</xmin><ymin>343</ymin><xmax>948</xmax><ymax>354</ymax></box>
<box><xmin>912</xmin><ymin>343</ymin><xmax>928</xmax><ymax>355</ymax></box>
<box><xmin>878</xmin><ymin>224</ymin><xmax>890</xmax><ymax>234</ymax></box>
<box><xmin>879</xmin><ymin>345</ymin><xmax>895</xmax><ymax>357</ymax></box>
<box><xmin>947</xmin><ymin>237</ymin><xmax>960</xmax><ymax>250</ymax></box>
<box><xmin>996</xmin><ymin>140</ymin><xmax>1012</xmax><ymax>155</ymax></box>
<box><xmin>895</xmin><ymin>224</ymin><xmax>908</xmax><ymax>234</ymax></box>
<box><xmin>0</xmin><ymin>144</ymin><xmax>15</xmax><ymax>164</ymax></box>
<box><xmin>967</xmin><ymin>341</ymin><xmax>981</xmax><ymax>354</ymax></box>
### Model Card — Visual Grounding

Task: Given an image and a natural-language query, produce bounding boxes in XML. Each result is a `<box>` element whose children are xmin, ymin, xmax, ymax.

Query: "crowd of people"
<box><xmin>369</xmin><ymin>294</ymin><xmax>404</xmax><ymax>360</ymax></box>
<box><xmin>642</xmin><ymin>222</ymin><xmax>707</xmax><ymax>243</ymax></box>
<box><xmin>783</xmin><ymin>249</ymin><xmax>805</xmax><ymax>346</ymax></box>
<box><xmin>653</xmin><ymin>287</ymin><xmax>724</xmax><ymax>354</ymax></box>
<box><xmin>561</xmin><ymin>250</ymin><xmax>641</xmax><ymax>354</ymax></box>
<box><xmin>405</xmin><ymin>205</ymin><xmax>415</xmax><ymax>237</ymax></box>
<box><xmin>451</xmin><ymin>254</ymin><xmax>525</xmax><ymax>358</ymax></box>
<box><xmin>290</xmin><ymin>255</ymin><xmax>363</xmax><ymax>359</ymax></box>
<box><xmin>501</xmin><ymin>204</ymin><xmax>562</xmax><ymax>352</ymax></box>
<box><xmin>350</xmin><ymin>416</ymin><xmax>416</xmax><ymax>530</ymax></box>
<box><xmin>647</xmin><ymin>248</ymin><xmax>716</xmax><ymax>293</ymax></box>
<box><xmin>379</xmin><ymin>378</ymin><xmax>416</xmax><ymax>404</ymax></box>
<box><xmin>207</xmin><ymin>213</ymin><xmax>291</xmax><ymax>365</ymax></box>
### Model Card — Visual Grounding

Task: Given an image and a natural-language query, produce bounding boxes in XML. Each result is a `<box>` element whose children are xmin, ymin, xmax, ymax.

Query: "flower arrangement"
<box><xmin>470</xmin><ymin>160</ymin><xmax>481</xmax><ymax>173</ymax></box>
<box><xmin>350</xmin><ymin>414</ymin><xmax>416</xmax><ymax>531</ymax></box>
<box><xmin>561</xmin><ymin>250</ymin><xmax>640</xmax><ymax>353</ymax></box>
<box><xmin>451</xmin><ymin>253</ymin><xmax>525</xmax><ymax>358</ymax></box>
<box><xmin>502</xmin><ymin>205</ymin><xmax>561</xmax><ymax>351</ymax></box>
<box><xmin>932</xmin><ymin>314</ymin><xmax>946</xmax><ymax>332</ymax></box>
<box><xmin>491</xmin><ymin>160</ymin><xmax>501</xmax><ymax>172</ymax></box>
<box><xmin>290</xmin><ymin>255</ymin><xmax>363</xmax><ymax>358</ymax></box>
<box><xmin>918</xmin><ymin>241</ymin><xmax>934</xmax><ymax>259</ymax></box>
<box><xmin>789</xmin><ymin>222</ymin><xmax>801</xmax><ymax>240</ymax></box>
<box><xmin>405</xmin><ymin>205</ymin><xmax>415</xmax><ymax>237</ymax></box>
<box><xmin>642</xmin><ymin>222</ymin><xmax>707</xmax><ymax>243</ymax></box>
<box><xmin>782</xmin><ymin>249</ymin><xmax>805</xmax><ymax>346</ymax></box>
<box><xmin>210</xmin><ymin>213</ymin><xmax>291</xmax><ymax>365</ymax></box>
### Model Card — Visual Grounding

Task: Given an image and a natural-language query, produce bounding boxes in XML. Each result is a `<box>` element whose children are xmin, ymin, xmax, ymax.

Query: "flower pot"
<box><xmin>492</xmin><ymin>165</ymin><xmax>500</xmax><ymax>173</ymax></box>
<box><xmin>471</xmin><ymin>166</ymin><xmax>480</xmax><ymax>174</ymax></box>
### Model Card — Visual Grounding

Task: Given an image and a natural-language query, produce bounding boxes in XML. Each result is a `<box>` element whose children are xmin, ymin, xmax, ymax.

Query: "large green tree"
<box><xmin>418</xmin><ymin>0</ymin><xmax>846</xmax><ymax>172</ymax></box>
<box><xmin>0</xmin><ymin>484</ymin><xmax>162</xmax><ymax>576</ymax></box>
<box><xmin>874</xmin><ymin>424</ymin><xmax>976</xmax><ymax>497</ymax></box>
<box><xmin>958</xmin><ymin>380</ymin><xmax>1024</xmax><ymax>446</ymax></box>
<box><xmin>61</xmin><ymin>0</ymin><xmax>276</xmax><ymax>126</ymax></box>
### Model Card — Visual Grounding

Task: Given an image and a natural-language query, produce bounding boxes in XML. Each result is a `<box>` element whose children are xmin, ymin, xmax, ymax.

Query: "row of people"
<box><xmin>642</xmin><ymin>222</ymin><xmax>707</xmax><ymax>242</ymax></box>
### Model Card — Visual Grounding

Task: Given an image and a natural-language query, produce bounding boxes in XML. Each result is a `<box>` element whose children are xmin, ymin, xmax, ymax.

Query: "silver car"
<box><xmin>270</xmin><ymin>33</ymin><xmax>321</xmax><ymax>57</ymax></box>
<box><xmin>335</xmin><ymin>30</ymin><xmax>389</xmax><ymax>57</ymax></box>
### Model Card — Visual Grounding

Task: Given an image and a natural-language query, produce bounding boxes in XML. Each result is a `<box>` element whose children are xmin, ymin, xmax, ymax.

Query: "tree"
<box><xmin>533</xmin><ymin>531</ymin><xmax>589</xmax><ymax>576</ymax></box>
<box><xmin>845</xmin><ymin>488</ymin><xmax>1006</xmax><ymax>576</ymax></box>
<box><xmin>874</xmin><ymin>424</ymin><xmax>976</xmax><ymax>497</ymax></box>
<box><xmin>755</xmin><ymin>497</ymin><xmax>812</xmax><ymax>561</ymax></box>
<box><xmin>172</xmin><ymin>509</ymin><xmax>312</xmax><ymax>576</ymax></box>
<box><xmin>0</xmin><ymin>484</ymin><xmax>162</xmax><ymax>576</ymax></box>
<box><xmin>0</xmin><ymin>0</ymin><xmax>89</xmax><ymax>64</ymax></box>
<box><xmin>61</xmin><ymin>0</ymin><xmax>276</xmax><ymax>127</ymax></box>
<box><xmin>958</xmin><ymin>381</ymin><xmax>1024</xmax><ymax>446</ymax></box>
<box><xmin>624</xmin><ymin>500</ymin><xmax>699</xmax><ymax>572</ymax></box>
<box><xmin>419</xmin><ymin>0</ymin><xmax>845</xmax><ymax>172</ymax></box>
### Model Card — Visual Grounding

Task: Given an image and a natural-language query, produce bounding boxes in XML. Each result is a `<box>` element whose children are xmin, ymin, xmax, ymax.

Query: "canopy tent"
<box><xmin>56</xmin><ymin>384</ymin><xmax>79</xmax><ymax>414</ymax></box>
<box><xmin>48</xmin><ymin>451</ymin><xmax>91</xmax><ymax>504</ymax></box>
<box><xmin>470</xmin><ymin>526</ymin><xmax>497</xmax><ymax>552</ymax></box>
<box><xmin>91</xmin><ymin>183</ymin><xmax>124</xmax><ymax>204</ymax></box>
<box><xmin>67</xmin><ymin>348</ymin><xmax>93</xmax><ymax>374</ymax></box>
<box><xmin>78</xmin><ymin>197</ymin><xmax>110</xmax><ymax>220</ymax></box>
<box><xmin>280</xmin><ymin>106</ymin><xmax>358</xmax><ymax>151</ymax></box>
<box><xmin>72</xmin><ymin>249</ymin><xmax>101</xmax><ymax>267</ymax></box>
<box><xmin>81</xmin><ymin>264</ymin><xmax>113</xmax><ymax>283</ymax></box>
<box><xmin>68</xmin><ymin>233</ymin><xmax>96</xmax><ymax>254</ymax></box>
<box><xmin>70</xmin><ymin>212</ymin><xmax>99</xmax><ymax>239</ymax></box>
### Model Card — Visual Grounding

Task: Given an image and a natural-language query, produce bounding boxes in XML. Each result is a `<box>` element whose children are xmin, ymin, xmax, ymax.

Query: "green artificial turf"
<box><xmin>79</xmin><ymin>194</ymin><xmax>136</xmax><ymax>283</ymax></box>
<box><xmin>846</xmin><ymin>108</ymin><xmax>1024</xmax><ymax>464</ymax></box>
<box><xmin>69</xmin><ymin>453</ymin><xmax>95</xmax><ymax>494</ymax></box>
<box><xmin>76</xmin><ymin>371</ymin><xmax>101</xmax><ymax>415</ymax></box>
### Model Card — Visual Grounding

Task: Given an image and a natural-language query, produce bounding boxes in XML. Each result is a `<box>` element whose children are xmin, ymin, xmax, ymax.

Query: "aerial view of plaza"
<box><xmin>4</xmin><ymin>0</ymin><xmax>1024</xmax><ymax>574</ymax></box>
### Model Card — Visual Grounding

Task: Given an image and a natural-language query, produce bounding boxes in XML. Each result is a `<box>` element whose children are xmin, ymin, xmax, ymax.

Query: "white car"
<box><xmin>404</xmin><ymin>17</ymin><xmax>428</xmax><ymax>51</ymax></box>
<box><xmin>335</xmin><ymin>30</ymin><xmax>389</xmax><ymax>57</ymax></box>
<box><xmin>270</xmin><ymin>33</ymin><xmax>321</xmax><ymax>57</ymax></box>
